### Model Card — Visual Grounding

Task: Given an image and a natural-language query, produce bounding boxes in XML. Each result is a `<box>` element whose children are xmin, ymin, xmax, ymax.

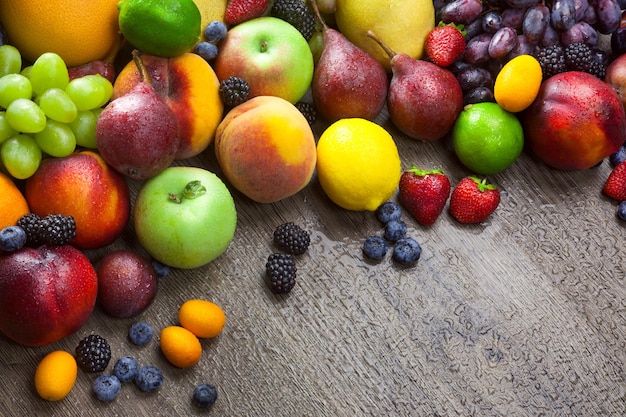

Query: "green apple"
<box><xmin>133</xmin><ymin>167</ymin><xmax>237</xmax><ymax>269</ymax></box>
<box><xmin>213</xmin><ymin>16</ymin><xmax>314</xmax><ymax>104</ymax></box>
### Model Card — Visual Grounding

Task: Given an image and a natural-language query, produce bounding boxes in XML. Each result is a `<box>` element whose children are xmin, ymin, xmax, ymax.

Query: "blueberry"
<box><xmin>392</xmin><ymin>237</ymin><xmax>422</xmax><ymax>266</ymax></box>
<box><xmin>135</xmin><ymin>365</ymin><xmax>164</xmax><ymax>393</ymax></box>
<box><xmin>93</xmin><ymin>374</ymin><xmax>121</xmax><ymax>402</ymax></box>
<box><xmin>610</xmin><ymin>144</ymin><xmax>626</xmax><ymax>168</ymax></box>
<box><xmin>203</xmin><ymin>20</ymin><xmax>228</xmax><ymax>43</ymax></box>
<box><xmin>0</xmin><ymin>225</ymin><xmax>26</xmax><ymax>252</ymax></box>
<box><xmin>384</xmin><ymin>219</ymin><xmax>407</xmax><ymax>242</ymax></box>
<box><xmin>128</xmin><ymin>321</ymin><xmax>153</xmax><ymax>346</ymax></box>
<box><xmin>618</xmin><ymin>201</ymin><xmax>626</xmax><ymax>221</ymax></box>
<box><xmin>193</xmin><ymin>41</ymin><xmax>219</xmax><ymax>61</ymax></box>
<box><xmin>113</xmin><ymin>356</ymin><xmax>139</xmax><ymax>383</ymax></box>
<box><xmin>192</xmin><ymin>383</ymin><xmax>218</xmax><ymax>409</ymax></box>
<box><xmin>151</xmin><ymin>259</ymin><xmax>170</xmax><ymax>278</ymax></box>
<box><xmin>362</xmin><ymin>236</ymin><xmax>388</xmax><ymax>261</ymax></box>
<box><xmin>375</xmin><ymin>201</ymin><xmax>402</xmax><ymax>224</ymax></box>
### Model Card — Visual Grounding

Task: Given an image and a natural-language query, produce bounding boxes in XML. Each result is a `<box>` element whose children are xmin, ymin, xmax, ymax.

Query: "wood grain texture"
<box><xmin>0</xmin><ymin>109</ymin><xmax>624</xmax><ymax>417</ymax></box>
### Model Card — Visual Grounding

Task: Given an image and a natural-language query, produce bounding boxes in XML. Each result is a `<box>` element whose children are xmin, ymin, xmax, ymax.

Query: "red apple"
<box><xmin>25</xmin><ymin>151</ymin><xmax>131</xmax><ymax>250</ymax></box>
<box><xmin>96</xmin><ymin>250</ymin><xmax>158</xmax><ymax>319</ymax></box>
<box><xmin>524</xmin><ymin>71</ymin><xmax>626</xmax><ymax>170</ymax></box>
<box><xmin>0</xmin><ymin>245</ymin><xmax>98</xmax><ymax>347</ymax></box>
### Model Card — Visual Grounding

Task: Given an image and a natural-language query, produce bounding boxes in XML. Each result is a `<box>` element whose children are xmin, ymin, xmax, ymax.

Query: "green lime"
<box><xmin>451</xmin><ymin>102</ymin><xmax>524</xmax><ymax>175</ymax></box>
<box><xmin>118</xmin><ymin>0</ymin><xmax>201</xmax><ymax>57</ymax></box>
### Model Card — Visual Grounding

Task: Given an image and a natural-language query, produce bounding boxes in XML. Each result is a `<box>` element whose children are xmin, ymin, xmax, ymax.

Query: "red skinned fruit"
<box><xmin>399</xmin><ymin>165</ymin><xmax>451</xmax><ymax>226</ymax></box>
<box><xmin>603</xmin><ymin>159</ymin><xmax>626</xmax><ymax>202</ymax></box>
<box><xmin>449</xmin><ymin>176</ymin><xmax>500</xmax><ymax>224</ymax></box>
<box><xmin>424</xmin><ymin>23</ymin><xmax>466</xmax><ymax>68</ymax></box>
<box><xmin>224</xmin><ymin>0</ymin><xmax>270</xmax><ymax>25</ymax></box>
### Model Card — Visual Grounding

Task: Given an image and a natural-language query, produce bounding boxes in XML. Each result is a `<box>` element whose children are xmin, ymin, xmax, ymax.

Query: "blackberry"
<box><xmin>564</xmin><ymin>42</ymin><xmax>592</xmax><ymax>72</ymax></box>
<box><xmin>135</xmin><ymin>365</ymin><xmax>164</xmax><ymax>393</ymax></box>
<box><xmin>75</xmin><ymin>334</ymin><xmax>112</xmax><ymax>373</ymax></box>
<box><xmin>295</xmin><ymin>101</ymin><xmax>317</xmax><ymax>126</ymax></box>
<box><xmin>587</xmin><ymin>48</ymin><xmax>609</xmax><ymax>79</ymax></box>
<box><xmin>271</xmin><ymin>0</ymin><xmax>316</xmax><ymax>41</ymax></box>
<box><xmin>266</xmin><ymin>252</ymin><xmax>297</xmax><ymax>293</ymax></box>
<box><xmin>93</xmin><ymin>374</ymin><xmax>121</xmax><ymax>402</ymax></box>
<box><xmin>534</xmin><ymin>44</ymin><xmax>566</xmax><ymax>79</ymax></box>
<box><xmin>0</xmin><ymin>225</ymin><xmax>27</xmax><ymax>252</ymax></box>
<box><xmin>192</xmin><ymin>383</ymin><xmax>218</xmax><ymax>409</ymax></box>
<box><xmin>384</xmin><ymin>219</ymin><xmax>407</xmax><ymax>242</ymax></box>
<box><xmin>375</xmin><ymin>201</ymin><xmax>402</xmax><ymax>224</ymax></box>
<box><xmin>273</xmin><ymin>222</ymin><xmax>310</xmax><ymax>255</ymax></box>
<box><xmin>219</xmin><ymin>76</ymin><xmax>250</xmax><ymax>107</ymax></box>
<box><xmin>17</xmin><ymin>213</ymin><xmax>44</xmax><ymax>246</ymax></box>
<box><xmin>40</xmin><ymin>214</ymin><xmax>76</xmax><ymax>245</ymax></box>
<box><xmin>362</xmin><ymin>235</ymin><xmax>388</xmax><ymax>261</ymax></box>
<box><xmin>392</xmin><ymin>237</ymin><xmax>422</xmax><ymax>266</ymax></box>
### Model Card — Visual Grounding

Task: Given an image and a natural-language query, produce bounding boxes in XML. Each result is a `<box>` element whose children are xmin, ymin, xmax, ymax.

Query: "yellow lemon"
<box><xmin>335</xmin><ymin>0</ymin><xmax>434</xmax><ymax>72</ymax></box>
<box><xmin>0</xmin><ymin>0</ymin><xmax>120</xmax><ymax>67</ymax></box>
<box><xmin>34</xmin><ymin>350</ymin><xmax>78</xmax><ymax>401</ymax></box>
<box><xmin>494</xmin><ymin>54</ymin><xmax>543</xmax><ymax>113</ymax></box>
<box><xmin>316</xmin><ymin>118</ymin><xmax>402</xmax><ymax>211</ymax></box>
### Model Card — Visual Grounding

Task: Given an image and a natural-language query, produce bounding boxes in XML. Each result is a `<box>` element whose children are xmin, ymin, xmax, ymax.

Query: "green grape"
<box><xmin>38</xmin><ymin>88</ymin><xmax>78</xmax><ymax>123</ymax></box>
<box><xmin>34</xmin><ymin>120</ymin><xmax>76</xmax><ymax>157</ymax></box>
<box><xmin>5</xmin><ymin>98</ymin><xmax>47</xmax><ymax>133</ymax></box>
<box><xmin>82</xmin><ymin>74</ymin><xmax>114</xmax><ymax>107</ymax></box>
<box><xmin>69</xmin><ymin>110</ymin><xmax>99</xmax><ymax>149</ymax></box>
<box><xmin>0</xmin><ymin>74</ymin><xmax>33</xmax><ymax>109</ymax></box>
<box><xmin>21</xmin><ymin>66</ymin><xmax>32</xmax><ymax>78</ymax></box>
<box><xmin>29</xmin><ymin>52</ymin><xmax>69</xmax><ymax>96</ymax></box>
<box><xmin>66</xmin><ymin>76</ymin><xmax>107</xmax><ymax>111</ymax></box>
<box><xmin>0</xmin><ymin>112</ymin><xmax>17</xmax><ymax>144</ymax></box>
<box><xmin>0</xmin><ymin>45</ymin><xmax>22</xmax><ymax>77</ymax></box>
<box><xmin>1</xmin><ymin>134</ymin><xmax>42</xmax><ymax>179</ymax></box>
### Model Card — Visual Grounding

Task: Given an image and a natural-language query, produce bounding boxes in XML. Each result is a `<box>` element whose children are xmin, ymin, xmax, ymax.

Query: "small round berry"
<box><xmin>0</xmin><ymin>225</ymin><xmax>26</xmax><ymax>252</ymax></box>
<box><xmin>17</xmin><ymin>213</ymin><xmax>44</xmax><ymax>246</ymax></box>
<box><xmin>128</xmin><ymin>321</ymin><xmax>154</xmax><ymax>346</ymax></box>
<box><xmin>193</xmin><ymin>41</ymin><xmax>219</xmax><ymax>61</ymax></box>
<box><xmin>113</xmin><ymin>356</ymin><xmax>139</xmax><ymax>383</ymax></box>
<box><xmin>151</xmin><ymin>259</ymin><xmax>170</xmax><ymax>278</ymax></box>
<box><xmin>618</xmin><ymin>201</ymin><xmax>626</xmax><ymax>221</ymax></box>
<box><xmin>135</xmin><ymin>365</ymin><xmax>164</xmax><ymax>393</ymax></box>
<box><xmin>375</xmin><ymin>201</ymin><xmax>402</xmax><ymax>224</ymax></box>
<box><xmin>273</xmin><ymin>222</ymin><xmax>310</xmax><ymax>255</ymax></box>
<box><xmin>219</xmin><ymin>76</ymin><xmax>250</xmax><ymax>107</ymax></box>
<box><xmin>362</xmin><ymin>235</ymin><xmax>388</xmax><ymax>261</ymax></box>
<box><xmin>266</xmin><ymin>253</ymin><xmax>297</xmax><ymax>294</ymax></box>
<box><xmin>203</xmin><ymin>20</ymin><xmax>228</xmax><ymax>43</ymax></box>
<box><xmin>294</xmin><ymin>101</ymin><xmax>317</xmax><ymax>126</ymax></box>
<box><xmin>192</xmin><ymin>383</ymin><xmax>218</xmax><ymax>409</ymax></box>
<box><xmin>93</xmin><ymin>374</ymin><xmax>121</xmax><ymax>402</ymax></box>
<box><xmin>40</xmin><ymin>214</ymin><xmax>76</xmax><ymax>246</ymax></box>
<box><xmin>75</xmin><ymin>334</ymin><xmax>111</xmax><ymax>373</ymax></box>
<box><xmin>384</xmin><ymin>219</ymin><xmax>407</xmax><ymax>242</ymax></box>
<box><xmin>392</xmin><ymin>237</ymin><xmax>422</xmax><ymax>266</ymax></box>
<box><xmin>610</xmin><ymin>144</ymin><xmax>626</xmax><ymax>168</ymax></box>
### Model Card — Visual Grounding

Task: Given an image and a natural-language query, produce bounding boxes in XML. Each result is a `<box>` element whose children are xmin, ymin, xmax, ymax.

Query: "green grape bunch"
<box><xmin>0</xmin><ymin>44</ymin><xmax>112</xmax><ymax>179</ymax></box>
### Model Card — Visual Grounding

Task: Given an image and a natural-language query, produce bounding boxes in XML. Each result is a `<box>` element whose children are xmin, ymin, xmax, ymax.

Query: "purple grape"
<box><xmin>456</xmin><ymin>66</ymin><xmax>493</xmax><ymax>91</ymax></box>
<box><xmin>523</xmin><ymin>4</ymin><xmax>550</xmax><ymax>43</ymax></box>
<box><xmin>464</xmin><ymin>86</ymin><xmax>495</xmax><ymax>105</ymax></box>
<box><xmin>560</xmin><ymin>20</ymin><xmax>599</xmax><ymax>45</ymax></box>
<box><xmin>594</xmin><ymin>0</ymin><xmax>621</xmax><ymax>34</ymax></box>
<box><xmin>483</xmin><ymin>11</ymin><xmax>504</xmax><ymax>33</ymax></box>
<box><xmin>611</xmin><ymin>26</ymin><xmax>626</xmax><ymax>54</ymax></box>
<box><xmin>464</xmin><ymin>18</ymin><xmax>484</xmax><ymax>41</ymax></box>
<box><xmin>464</xmin><ymin>33</ymin><xmax>493</xmax><ymax>64</ymax></box>
<box><xmin>440</xmin><ymin>0</ymin><xmax>484</xmax><ymax>24</ymax></box>
<box><xmin>540</xmin><ymin>23</ymin><xmax>561</xmax><ymax>46</ymax></box>
<box><xmin>551</xmin><ymin>0</ymin><xmax>577</xmax><ymax>31</ymax></box>
<box><xmin>573</xmin><ymin>0</ymin><xmax>590</xmax><ymax>20</ymax></box>
<box><xmin>488</xmin><ymin>27</ymin><xmax>519</xmax><ymax>59</ymax></box>
<box><xmin>508</xmin><ymin>34</ymin><xmax>535</xmax><ymax>58</ymax></box>
<box><xmin>505</xmin><ymin>0</ymin><xmax>542</xmax><ymax>8</ymax></box>
<box><xmin>581</xmin><ymin>3</ymin><xmax>598</xmax><ymax>24</ymax></box>
<box><xmin>502</xmin><ymin>8</ymin><xmax>527</xmax><ymax>30</ymax></box>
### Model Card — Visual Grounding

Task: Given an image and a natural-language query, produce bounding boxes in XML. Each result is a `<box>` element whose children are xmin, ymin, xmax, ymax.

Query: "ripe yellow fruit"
<box><xmin>193</xmin><ymin>0</ymin><xmax>227</xmax><ymax>41</ymax></box>
<box><xmin>0</xmin><ymin>171</ymin><xmax>30</xmax><ymax>229</ymax></box>
<box><xmin>34</xmin><ymin>350</ymin><xmax>78</xmax><ymax>401</ymax></box>
<box><xmin>0</xmin><ymin>0</ymin><xmax>120</xmax><ymax>67</ymax></box>
<box><xmin>178</xmin><ymin>299</ymin><xmax>226</xmax><ymax>339</ymax></box>
<box><xmin>316</xmin><ymin>118</ymin><xmax>402</xmax><ymax>211</ymax></box>
<box><xmin>160</xmin><ymin>325</ymin><xmax>203</xmax><ymax>368</ymax></box>
<box><xmin>494</xmin><ymin>54</ymin><xmax>543</xmax><ymax>113</ymax></box>
<box><xmin>335</xmin><ymin>0</ymin><xmax>434</xmax><ymax>72</ymax></box>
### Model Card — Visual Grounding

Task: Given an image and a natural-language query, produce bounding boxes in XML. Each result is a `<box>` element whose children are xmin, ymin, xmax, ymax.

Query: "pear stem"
<box><xmin>308</xmin><ymin>0</ymin><xmax>328</xmax><ymax>31</ymax></box>
<box><xmin>131</xmin><ymin>49</ymin><xmax>152</xmax><ymax>86</ymax></box>
<box><xmin>366</xmin><ymin>30</ymin><xmax>396</xmax><ymax>60</ymax></box>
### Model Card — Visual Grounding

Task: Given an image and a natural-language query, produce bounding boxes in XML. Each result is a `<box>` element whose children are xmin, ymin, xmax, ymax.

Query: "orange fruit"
<box><xmin>0</xmin><ymin>0</ymin><xmax>120</xmax><ymax>67</ymax></box>
<box><xmin>0</xmin><ymin>171</ymin><xmax>29</xmax><ymax>229</ymax></box>
<box><xmin>494</xmin><ymin>54</ymin><xmax>543</xmax><ymax>113</ymax></box>
<box><xmin>160</xmin><ymin>325</ymin><xmax>202</xmax><ymax>368</ymax></box>
<box><xmin>178</xmin><ymin>299</ymin><xmax>226</xmax><ymax>339</ymax></box>
<box><xmin>34</xmin><ymin>350</ymin><xmax>78</xmax><ymax>401</ymax></box>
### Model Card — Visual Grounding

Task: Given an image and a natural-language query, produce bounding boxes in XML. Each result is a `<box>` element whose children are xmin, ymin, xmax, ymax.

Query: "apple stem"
<box><xmin>308</xmin><ymin>0</ymin><xmax>329</xmax><ymax>31</ymax></box>
<box><xmin>132</xmin><ymin>49</ymin><xmax>152</xmax><ymax>86</ymax></box>
<box><xmin>366</xmin><ymin>30</ymin><xmax>396</xmax><ymax>59</ymax></box>
<box><xmin>168</xmin><ymin>180</ymin><xmax>207</xmax><ymax>204</ymax></box>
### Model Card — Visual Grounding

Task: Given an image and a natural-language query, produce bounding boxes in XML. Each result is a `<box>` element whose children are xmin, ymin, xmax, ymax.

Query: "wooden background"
<box><xmin>0</xmin><ymin>105</ymin><xmax>625</xmax><ymax>416</ymax></box>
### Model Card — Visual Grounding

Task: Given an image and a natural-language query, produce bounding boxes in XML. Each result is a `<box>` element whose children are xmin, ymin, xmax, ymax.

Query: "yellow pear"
<box><xmin>335</xmin><ymin>0</ymin><xmax>435</xmax><ymax>72</ymax></box>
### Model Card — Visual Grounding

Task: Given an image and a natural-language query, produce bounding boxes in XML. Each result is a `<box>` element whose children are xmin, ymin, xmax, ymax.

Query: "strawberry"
<box><xmin>399</xmin><ymin>165</ymin><xmax>451</xmax><ymax>226</ymax></box>
<box><xmin>603</xmin><ymin>159</ymin><xmax>626</xmax><ymax>202</ymax></box>
<box><xmin>224</xmin><ymin>0</ymin><xmax>270</xmax><ymax>26</ymax></box>
<box><xmin>424</xmin><ymin>22</ymin><xmax>466</xmax><ymax>68</ymax></box>
<box><xmin>449</xmin><ymin>176</ymin><xmax>500</xmax><ymax>224</ymax></box>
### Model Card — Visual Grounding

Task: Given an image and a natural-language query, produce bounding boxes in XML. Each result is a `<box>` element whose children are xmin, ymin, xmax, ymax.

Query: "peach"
<box><xmin>25</xmin><ymin>151</ymin><xmax>131</xmax><ymax>250</ymax></box>
<box><xmin>214</xmin><ymin>96</ymin><xmax>317</xmax><ymax>203</ymax></box>
<box><xmin>113</xmin><ymin>52</ymin><xmax>223</xmax><ymax>160</ymax></box>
